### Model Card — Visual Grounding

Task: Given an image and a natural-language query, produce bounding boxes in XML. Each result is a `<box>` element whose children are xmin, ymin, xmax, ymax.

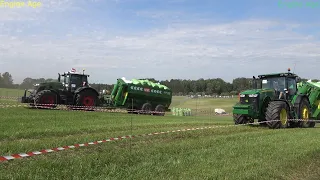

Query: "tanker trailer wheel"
<box><xmin>141</xmin><ymin>103</ymin><xmax>152</xmax><ymax>115</ymax></box>
<box><xmin>75</xmin><ymin>90</ymin><xmax>98</xmax><ymax>108</ymax></box>
<box><xmin>34</xmin><ymin>90</ymin><xmax>58</xmax><ymax>109</ymax></box>
<box><xmin>298</xmin><ymin>98</ymin><xmax>315</xmax><ymax>128</ymax></box>
<box><xmin>233</xmin><ymin>114</ymin><xmax>248</xmax><ymax>124</ymax></box>
<box><xmin>265</xmin><ymin>101</ymin><xmax>290</xmax><ymax>129</ymax></box>
<box><xmin>154</xmin><ymin>104</ymin><xmax>165</xmax><ymax>116</ymax></box>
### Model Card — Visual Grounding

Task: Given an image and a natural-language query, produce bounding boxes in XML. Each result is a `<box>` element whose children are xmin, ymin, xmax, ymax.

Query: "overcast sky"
<box><xmin>0</xmin><ymin>0</ymin><xmax>319</xmax><ymax>84</ymax></box>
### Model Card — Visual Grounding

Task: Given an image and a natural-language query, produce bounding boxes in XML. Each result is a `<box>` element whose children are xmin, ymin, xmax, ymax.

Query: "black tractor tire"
<box><xmin>154</xmin><ymin>104</ymin><xmax>165</xmax><ymax>116</ymax></box>
<box><xmin>75</xmin><ymin>90</ymin><xmax>98</xmax><ymax>108</ymax></box>
<box><xmin>298</xmin><ymin>98</ymin><xmax>315</xmax><ymax>128</ymax></box>
<box><xmin>265</xmin><ymin>101</ymin><xmax>290</xmax><ymax>129</ymax></box>
<box><xmin>141</xmin><ymin>103</ymin><xmax>152</xmax><ymax>115</ymax></box>
<box><xmin>233</xmin><ymin>114</ymin><xmax>249</xmax><ymax>124</ymax></box>
<box><xmin>258</xmin><ymin>100</ymin><xmax>270</xmax><ymax>126</ymax></box>
<box><xmin>34</xmin><ymin>90</ymin><xmax>58</xmax><ymax>109</ymax></box>
<box><xmin>248</xmin><ymin>117</ymin><xmax>254</xmax><ymax>124</ymax></box>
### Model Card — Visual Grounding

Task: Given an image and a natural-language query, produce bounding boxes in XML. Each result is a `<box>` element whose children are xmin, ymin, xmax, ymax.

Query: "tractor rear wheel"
<box><xmin>34</xmin><ymin>90</ymin><xmax>57</xmax><ymax>108</ymax></box>
<box><xmin>141</xmin><ymin>103</ymin><xmax>152</xmax><ymax>115</ymax></box>
<box><xmin>154</xmin><ymin>104</ymin><xmax>165</xmax><ymax>116</ymax></box>
<box><xmin>298</xmin><ymin>98</ymin><xmax>315</xmax><ymax>128</ymax></box>
<box><xmin>75</xmin><ymin>90</ymin><xmax>98</xmax><ymax>108</ymax></box>
<box><xmin>265</xmin><ymin>101</ymin><xmax>290</xmax><ymax>129</ymax></box>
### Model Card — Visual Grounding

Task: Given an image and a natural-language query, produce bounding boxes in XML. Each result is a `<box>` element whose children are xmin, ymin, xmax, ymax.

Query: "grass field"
<box><xmin>0</xmin><ymin>88</ymin><xmax>320</xmax><ymax>179</ymax></box>
<box><xmin>0</xmin><ymin>88</ymin><xmax>25</xmax><ymax>97</ymax></box>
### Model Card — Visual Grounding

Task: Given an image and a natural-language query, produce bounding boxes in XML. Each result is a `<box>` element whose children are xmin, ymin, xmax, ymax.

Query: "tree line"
<box><xmin>0</xmin><ymin>71</ymin><xmax>319</xmax><ymax>96</ymax></box>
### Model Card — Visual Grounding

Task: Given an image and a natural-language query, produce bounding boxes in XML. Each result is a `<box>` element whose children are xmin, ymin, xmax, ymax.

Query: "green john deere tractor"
<box><xmin>233</xmin><ymin>68</ymin><xmax>320</xmax><ymax>129</ymax></box>
<box><xmin>21</xmin><ymin>70</ymin><xmax>100</xmax><ymax>108</ymax></box>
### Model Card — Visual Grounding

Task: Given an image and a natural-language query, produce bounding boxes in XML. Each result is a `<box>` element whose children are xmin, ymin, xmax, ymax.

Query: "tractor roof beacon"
<box><xmin>232</xmin><ymin>68</ymin><xmax>320</xmax><ymax>129</ymax></box>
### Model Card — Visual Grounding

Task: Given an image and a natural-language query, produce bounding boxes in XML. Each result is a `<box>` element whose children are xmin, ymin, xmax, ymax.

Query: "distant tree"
<box><xmin>20</xmin><ymin>77</ymin><xmax>34</xmax><ymax>89</ymax></box>
<box><xmin>0</xmin><ymin>72</ymin><xmax>13</xmax><ymax>88</ymax></box>
<box><xmin>0</xmin><ymin>73</ymin><xmax>3</xmax><ymax>87</ymax></box>
<box><xmin>0</xmin><ymin>70</ymin><xmax>317</xmax><ymax>96</ymax></box>
<box><xmin>232</xmin><ymin>77</ymin><xmax>251</xmax><ymax>92</ymax></box>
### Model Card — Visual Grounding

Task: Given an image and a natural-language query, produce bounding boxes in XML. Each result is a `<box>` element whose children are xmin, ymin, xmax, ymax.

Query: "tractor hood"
<box><xmin>37</xmin><ymin>81</ymin><xmax>62</xmax><ymax>87</ymax></box>
<box><xmin>34</xmin><ymin>81</ymin><xmax>64</xmax><ymax>91</ymax></box>
<box><xmin>240</xmin><ymin>88</ymin><xmax>274</xmax><ymax>96</ymax></box>
<box><xmin>39</xmin><ymin>81</ymin><xmax>61</xmax><ymax>85</ymax></box>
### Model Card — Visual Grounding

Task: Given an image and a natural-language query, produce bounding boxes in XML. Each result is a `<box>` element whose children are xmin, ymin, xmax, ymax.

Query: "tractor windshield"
<box><xmin>286</xmin><ymin>77</ymin><xmax>297</xmax><ymax>95</ymax></box>
<box><xmin>65</xmin><ymin>74</ymin><xmax>88</xmax><ymax>88</ymax></box>
<box><xmin>261</xmin><ymin>77</ymin><xmax>285</xmax><ymax>91</ymax></box>
<box><xmin>70</xmin><ymin>75</ymin><xmax>87</xmax><ymax>87</ymax></box>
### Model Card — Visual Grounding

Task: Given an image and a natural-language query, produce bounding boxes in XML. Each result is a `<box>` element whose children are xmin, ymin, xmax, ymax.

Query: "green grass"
<box><xmin>0</xmin><ymin>88</ymin><xmax>25</xmax><ymax>104</ymax></box>
<box><xmin>0</xmin><ymin>88</ymin><xmax>25</xmax><ymax>97</ymax></box>
<box><xmin>171</xmin><ymin>96</ymin><xmax>238</xmax><ymax>115</ymax></box>
<box><xmin>178</xmin><ymin>97</ymin><xmax>237</xmax><ymax>112</ymax></box>
<box><xmin>0</xmin><ymin>89</ymin><xmax>320</xmax><ymax>179</ymax></box>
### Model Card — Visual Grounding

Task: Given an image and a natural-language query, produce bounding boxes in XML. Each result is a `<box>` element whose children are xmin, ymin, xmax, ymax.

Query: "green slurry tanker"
<box><xmin>103</xmin><ymin>77</ymin><xmax>172</xmax><ymax>115</ymax></box>
<box><xmin>21</xmin><ymin>69</ymin><xmax>172</xmax><ymax>116</ymax></box>
<box><xmin>232</xmin><ymin>68</ymin><xmax>320</xmax><ymax>129</ymax></box>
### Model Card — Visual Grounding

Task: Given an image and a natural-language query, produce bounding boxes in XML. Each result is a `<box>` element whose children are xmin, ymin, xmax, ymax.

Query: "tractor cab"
<box><xmin>255</xmin><ymin>68</ymin><xmax>299</xmax><ymax>100</ymax></box>
<box><xmin>58</xmin><ymin>71</ymin><xmax>90</xmax><ymax>92</ymax></box>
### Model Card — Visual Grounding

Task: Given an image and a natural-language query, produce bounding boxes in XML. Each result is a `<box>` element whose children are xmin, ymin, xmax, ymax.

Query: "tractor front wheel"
<box><xmin>265</xmin><ymin>101</ymin><xmax>290</xmax><ymax>129</ymax></box>
<box><xmin>233</xmin><ymin>114</ymin><xmax>252</xmax><ymax>125</ymax></box>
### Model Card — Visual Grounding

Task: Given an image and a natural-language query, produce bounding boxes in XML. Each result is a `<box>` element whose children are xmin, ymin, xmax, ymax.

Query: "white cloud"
<box><xmin>135</xmin><ymin>10</ymin><xmax>184</xmax><ymax>19</ymax></box>
<box><xmin>0</xmin><ymin>6</ymin><xmax>319</xmax><ymax>84</ymax></box>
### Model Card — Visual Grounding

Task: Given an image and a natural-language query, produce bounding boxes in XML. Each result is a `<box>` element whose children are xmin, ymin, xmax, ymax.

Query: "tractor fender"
<box><xmin>74</xmin><ymin>87</ymin><xmax>99</xmax><ymax>97</ymax></box>
<box><xmin>259</xmin><ymin>96</ymin><xmax>271</xmax><ymax>116</ymax></box>
<box><xmin>293</xmin><ymin>94</ymin><xmax>310</xmax><ymax>107</ymax></box>
<box><xmin>272</xmin><ymin>99</ymin><xmax>292</xmax><ymax>112</ymax></box>
<box><xmin>260</xmin><ymin>97</ymin><xmax>271</xmax><ymax>111</ymax></box>
<box><xmin>36</xmin><ymin>86</ymin><xmax>45</xmax><ymax>93</ymax></box>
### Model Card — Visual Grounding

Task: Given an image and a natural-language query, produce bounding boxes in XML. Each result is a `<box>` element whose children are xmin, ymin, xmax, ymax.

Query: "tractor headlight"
<box><xmin>248</xmin><ymin>94</ymin><xmax>258</xmax><ymax>97</ymax></box>
<box><xmin>240</xmin><ymin>94</ymin><xmax>245</xmax><ymax>97</ymax></box>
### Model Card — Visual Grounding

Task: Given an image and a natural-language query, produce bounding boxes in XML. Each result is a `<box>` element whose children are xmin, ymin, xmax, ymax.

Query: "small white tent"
<box><xmin>214</xmin><ymin>108</ymin><xmax>226</xmax><ymax>114</ymax></box>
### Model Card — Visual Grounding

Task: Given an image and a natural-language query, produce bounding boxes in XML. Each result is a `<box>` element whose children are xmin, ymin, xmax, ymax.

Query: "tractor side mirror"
<box><xmin>296</xmin><ymin>77</ymin><xmax>301</xmax><ymax>83</ymax></box>
<box><xmin>58</xmin><ymin>73</ymin><xmax>61</xmax><ymax>82</ymax></box>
